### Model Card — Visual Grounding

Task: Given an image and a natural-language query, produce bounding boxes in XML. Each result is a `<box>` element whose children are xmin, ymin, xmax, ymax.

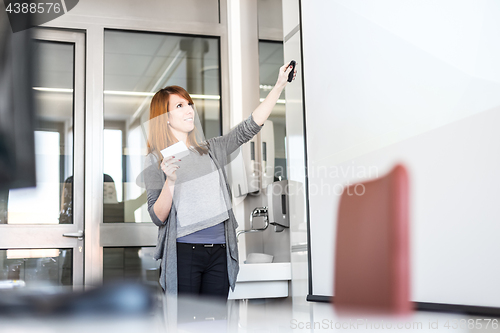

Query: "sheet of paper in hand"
<box><xmin>160</xmin><ymin>141</ymin><xmax>190</xmax><ymax>160</ymax></box>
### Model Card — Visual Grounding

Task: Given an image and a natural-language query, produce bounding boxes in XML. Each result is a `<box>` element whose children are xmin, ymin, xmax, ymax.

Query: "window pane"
<box><xmin>0</xmin><ymin>249</ymin><xmax>73</xmax><ymax>287</ymax></box>
<box><xmin>259</xmin><ymin>41</ymin><xmax>287</xmax><ymax>180</ymax></box>
<box><xmin>0</xmin><ymin>41</ymin><xmax>75</xmax><ymax>225</ymax></box>
<box><xmin>103</xmin><ymin>30</ymin><xmax>221</xmax><ymax>223</ymax></box>
<box><xmin>103</xmin><ymin>247</ymin><xmax>159</xmax><ymax>286</ymax></box>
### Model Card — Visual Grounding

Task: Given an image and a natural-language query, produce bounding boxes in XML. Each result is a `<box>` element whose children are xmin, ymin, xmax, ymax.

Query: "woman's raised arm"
<box><xmin>251</xmin><ymin>62</ymin><xmax>296</xmax><ymax>126</ymax></box>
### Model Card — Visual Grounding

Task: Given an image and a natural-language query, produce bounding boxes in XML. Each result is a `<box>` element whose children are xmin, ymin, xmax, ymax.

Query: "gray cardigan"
<box><xmin>144</xmin><ymin>114</ymin><xmax>263</xmax><ymax>294</ymax></box>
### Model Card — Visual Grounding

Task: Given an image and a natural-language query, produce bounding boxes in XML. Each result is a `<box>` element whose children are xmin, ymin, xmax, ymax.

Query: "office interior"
<box><xmin>1</xmin><ymin>0</ymin><xmax>500</xmax><ymax>331</ymax></box>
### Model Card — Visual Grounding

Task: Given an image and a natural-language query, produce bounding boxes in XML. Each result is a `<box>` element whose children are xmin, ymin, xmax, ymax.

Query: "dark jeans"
<box><xmin>176</xmin><ymin>242</ymin><xmax>230</xmax><ymax>299</ymax></box>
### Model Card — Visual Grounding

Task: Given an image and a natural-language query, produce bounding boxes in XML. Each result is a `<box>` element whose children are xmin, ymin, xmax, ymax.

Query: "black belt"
<box><xmin>177</xmin><ymin>243</ymin><xmax>226</xmax><ymax>248</ymax></box>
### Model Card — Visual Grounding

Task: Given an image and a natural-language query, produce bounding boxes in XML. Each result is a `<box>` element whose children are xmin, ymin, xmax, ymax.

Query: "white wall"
<box><xmin>302</xmin><ymin>0</ymin><xmax>500</xmax><ymax>307</ymax></box>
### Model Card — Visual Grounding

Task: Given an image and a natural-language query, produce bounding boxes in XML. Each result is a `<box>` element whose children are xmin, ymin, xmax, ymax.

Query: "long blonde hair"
<box><xmin>147</xmin><ymin>85</ymin><xmax>208</xmax><ymax>163</ymax></box>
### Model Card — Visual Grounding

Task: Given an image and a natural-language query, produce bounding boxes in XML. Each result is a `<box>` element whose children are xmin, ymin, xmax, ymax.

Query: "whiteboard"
<box><xmin>302</xmin><ymin>0</ymin><xmax>500</xmax><ymax>307</ymax></box>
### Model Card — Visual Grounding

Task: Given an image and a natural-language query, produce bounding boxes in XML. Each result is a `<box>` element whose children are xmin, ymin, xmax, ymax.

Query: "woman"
<box><xmin>144</xmin><ymin>62</ymin><xmax>297</xmax><ymax>298</ymax></box>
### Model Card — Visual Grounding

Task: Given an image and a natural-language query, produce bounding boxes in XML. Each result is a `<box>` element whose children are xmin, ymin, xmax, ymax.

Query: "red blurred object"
<box><xmin>333</xmin><ymin>164</ymin><xmax>411</xmax><ymax>314</ymax></box>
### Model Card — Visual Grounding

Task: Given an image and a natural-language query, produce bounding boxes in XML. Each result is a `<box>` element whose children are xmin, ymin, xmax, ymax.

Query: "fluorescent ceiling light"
<box><xmin>190</xmin><ymin>94</ymin><xmax>220</xmax><ymax>100</ymax></box>
<box><xmin>33</xmin><ymin>87</ymin><xmax>73</xmax><ymax>93</ymax></box>
<box><xmin>32</xmin><ymin>87</ymin><xmax>221</xmax><ymax>100</ymax></box>
<box><xmin>105</xmin><ymin>90</ymin><xmax>152</xmax><ymax>97</ymax></box>
<box><xmin>259</xmin><ymin>84</ymin><xmax>274</xmax><ymax>91</ymax></box>
<box><xmin>105</xmin><ymin>91</ymin><xmax>220</xmax><ymax>100</ymax></box>
<box><xmin>6</xmin><ymin>249</ymin><xmax>60</xmax><ymax>259</ymax></box>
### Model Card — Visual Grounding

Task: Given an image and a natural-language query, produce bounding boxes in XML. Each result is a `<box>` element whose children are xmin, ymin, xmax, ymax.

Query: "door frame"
<box><xmin>0</xmin><ymin>28</ymin><xmax>86</xmax><ymax>286</ymax></box>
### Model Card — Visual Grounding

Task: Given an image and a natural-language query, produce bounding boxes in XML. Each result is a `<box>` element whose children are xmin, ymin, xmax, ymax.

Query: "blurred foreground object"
<box><xmin>0</xmin><ymin>282</ymin><xmax>154</xmax><ymax>317</ymax></box>
<box><xmin>334</xmin><ymin>164</ymin><xmax>411</xmax><ymax>314</ymax></box>
<box><xmin>0</xmin><ymin>6</ymin><xmax>36</xmax><ymax>190</ymax></box>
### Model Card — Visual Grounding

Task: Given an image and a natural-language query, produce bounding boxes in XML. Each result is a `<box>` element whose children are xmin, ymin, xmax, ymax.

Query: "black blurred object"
<box><xmin>0</xmin><ymin>282</ymin><xmax>155</xmax><ymax>317</ymax></box>
<box><xmin>0</xmin><ymin>4</ymin><xmax>36</xmax><ymax>191</ymax></box>
<box><xmin>287</xmin><ymin>60</ymin><xmax>296</xmax><ymax>82</ymax></box>
<box><xmin>0</xmin><ymin>190</ymin><xmax>8</xmax><ymax>223</ymax></box>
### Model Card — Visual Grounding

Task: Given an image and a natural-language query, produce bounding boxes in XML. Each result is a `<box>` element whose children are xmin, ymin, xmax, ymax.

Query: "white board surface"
<box><xmin>302</xmin><ymin>0</ymin><xmax>500</xmax><ymax>307</ymax></box>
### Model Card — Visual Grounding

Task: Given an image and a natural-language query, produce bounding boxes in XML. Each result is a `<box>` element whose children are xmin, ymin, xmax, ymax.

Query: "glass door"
<box><xmin>100</xmin><ymin>30</ymin><xmax>222</xmax><ymax>285</ymax></box>
<box><xmin>0</xmin><ymin>29</ymin><xmax>85</xmax><ymax>287</ymax></box>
